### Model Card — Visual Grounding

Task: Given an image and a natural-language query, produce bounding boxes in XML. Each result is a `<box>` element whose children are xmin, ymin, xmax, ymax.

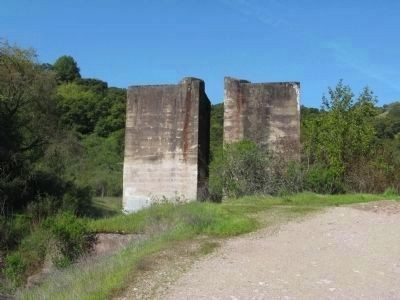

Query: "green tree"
<box><xmin>94</xmin><ymin>87</ymin><xmax>126</xmax><ymax>137</ymax></box>
<box><xmin>57</xmin><ymin>82</ymin><xmax>126</xmax><ymax>136</ymax></box>
<box><xmin>53</xmin><ymin>55</ymin><xmax>81</xmax><ymax>83</ymax></box>
<box><xmin>0</xmin><ymin>42</ymin><xmax>58</xmax><ymax>212</ymax></box>
<box><xmin>303</xmin><ymin>80</ymin><xmax>377</xmax><ymax>192</ymax></box>
<box><xmin>56</xmin><ymin>82</ymin><xmax>104</xmax><ymax>134</ymax></box>
<box><xmin>61</xmin><ymin>133</ymin><xmax>123</xmax><ymax>197</ymax></box>
<box><xmin>374</xmin><ymin>102</ymin><xmax>400</xmax><ymax>139</ymax></box>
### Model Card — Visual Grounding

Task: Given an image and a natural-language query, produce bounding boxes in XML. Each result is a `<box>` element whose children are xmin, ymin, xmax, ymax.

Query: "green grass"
<box><xmin>91</xmin><ymin>197</ymin><xmax>123</xmax><ymax>218</ymax></box>
<box><xmin>89</xmin><ymin>201</ymin><xmax>257</xmax><ymax>236</ymax></box>
<box><xmin>221</xmin><ymin>192</ymin><xmax>398</xmax><ymax>215</ymax></box>
<box><xmin>17</xmin><ymin>193</ymin><xmax>400</xmax><ymax>299</ymax></box>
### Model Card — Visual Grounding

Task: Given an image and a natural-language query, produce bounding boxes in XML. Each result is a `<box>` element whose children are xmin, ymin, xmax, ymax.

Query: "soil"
<box><xmin>115</xmin><ymin>238</ymin><xmax>216</xmax><ymax>300</ymax></box>
<box><xmin>93</xmin><ymin>233</ymin><xmax>147</xmax><ymax>256</ymax></box>
<box><xmin>123</xmin><ymin>201</ymin><xmax>400</xmax><ymax>299</ymax></box>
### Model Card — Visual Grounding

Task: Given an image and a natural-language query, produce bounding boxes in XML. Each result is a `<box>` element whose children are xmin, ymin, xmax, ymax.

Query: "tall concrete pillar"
<box><xmin>123</xmin><ymin>77</ymin><xmax>210</xmax><ymax>213</ymax></box>
<box><xmin>223</xmin><ymin>77</ymin><xmax>300</xmax><ymax>156</ymax></box>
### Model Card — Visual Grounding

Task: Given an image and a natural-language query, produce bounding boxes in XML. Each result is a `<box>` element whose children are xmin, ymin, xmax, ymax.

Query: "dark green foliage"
<box><xmin>0</xmin><ymin>215</ymin><xmax>31</xmax><ymax>251</ymax></box>
<box><xmin>0</xmin><ymin>184</ymin><xmax>91</xmax><ymax>254</ymax></box>
<box><xmin>56</xmin><ymin>82</ymin><xmax>104</xmax><ymax>134</ymax></box>
<box><xmin>61</xmin><ymin>184</ymin><xmax>93</xmax><ymax>216</ymax></box>
<box><xmin>68</xmin><ymin>133</ymin><xmax>123</xmax><ymax>197</ymax></box>
<box><xmin>19</xmin><ymin>172</ymin><xmax>92</xmax><ymax>219</ymax></box>
<box><xmin>210</xmin><ymin>103</ymin><xmax>223</xmax><ymax>159</ymax></box>
<box><xmin>0</xmin><ymin>42</ymin><xmax>58</xmax><ymax>213</ymax></box>
<box><xmin>0</xmin><ymin>42</ymin><xmax>123</xmax><ymax>290</ymax></box>
<box><xmin>302</xmin><ymin>81</ymin><xmax>379</xmax><ymax>192</ymax></box>
<box><xmin>94</xmin><ymin>87</ymin><xmax>126</xmax><ymax>137</ymax></box>
<box><xmin>374</xmin><ymin>102</ymin><xmax>400</xmax><ymax>139</ymax></box>
<box><xmin>51</xmin><ymin>70</ymin><xmax>125</xmax><ymax>197</ymax></box>
<box><xmin>42</xmin><ymin>213</ymin><xmax>90</xmax><ymax>267</ymax></box>
<box><xmin>76</xmin><ymin>78</ymin><xmax>108</xmax><ymax>93</ymax></box>
<box><xmin>304</xmin><ymin>163</ymin><xmax>340</xmax><ymax>194</ymax></box>
<box><xmin>209</xmin><ymin>141</ymin><xmax>304</xmax><ymax>199</ymax></box>
<box><xmin>48</xmin><ymin>81</ymin><xmax>125</xmax><ymax>197</ymax></box>
<box><xmin>4</xmin><ymin>213</ymin><xmax>90</xmax><ymax>286</ymax></box>
<box><xmin>56</xmin><ymin>81</ymin><xmax>126</xmax><ymax>135</ymax></box>
<box><xmin>301</xmin><ymin>81</ymin><xmax>400</xmax><ymax>193</ymax></box>
<box><xmin>52</xmin><ymin>55</ymin><xmax>81</xmax><ymax>83</ymax></box>
<box><xmin>4</xmin><ymin>227</ymin><xmax>49</xmax><ymax>287</ymax></box>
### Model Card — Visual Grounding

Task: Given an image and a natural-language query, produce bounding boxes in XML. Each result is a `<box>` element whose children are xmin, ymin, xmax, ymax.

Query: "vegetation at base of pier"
<box><xmin>1</xmin><ymin>41</ymin><xmax>400</xmax><ymax>297</ymax></box>
<box><xmin>209</xmin><ymin>82</ymin><xmax>400</xmax><ymax>198</ymax></box>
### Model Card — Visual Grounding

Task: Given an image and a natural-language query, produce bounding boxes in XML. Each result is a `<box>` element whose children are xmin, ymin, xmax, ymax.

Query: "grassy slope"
<box><xmin>18</xmin><ymin>193</ymin><xmax>399</xmax><ymax>299</ymax></box>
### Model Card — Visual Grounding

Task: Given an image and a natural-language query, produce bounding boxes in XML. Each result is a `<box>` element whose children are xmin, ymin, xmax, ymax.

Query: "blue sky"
<box><xmin>1</xmin><ymin>0</ymin><xmax>400</xmax><ymax>107</ymax></box>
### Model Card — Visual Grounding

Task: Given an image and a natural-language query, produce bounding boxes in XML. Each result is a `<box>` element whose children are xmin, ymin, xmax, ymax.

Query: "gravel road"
<box><xmin>158</xmin><ymin>202</ymin><xmax>400</xmax><ymax>300</ymax></box>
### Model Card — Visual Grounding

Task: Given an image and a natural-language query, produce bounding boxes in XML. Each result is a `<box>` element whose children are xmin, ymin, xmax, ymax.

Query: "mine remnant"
<box><xmin>123</xmin><ymin>77</ymin><xmax>210</xmax><ymax>213</ymax></box>
<box><xmin>223</xmin><ymin>77</ymin><xmax>300</xmax><ymax>157</ymax></box>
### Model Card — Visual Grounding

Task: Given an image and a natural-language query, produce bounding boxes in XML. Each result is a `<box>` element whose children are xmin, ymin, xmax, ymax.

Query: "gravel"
<box><xmin>158</xmin><ymin>201</ymin><xmax>400</xmax><ymax>300</ymax></box>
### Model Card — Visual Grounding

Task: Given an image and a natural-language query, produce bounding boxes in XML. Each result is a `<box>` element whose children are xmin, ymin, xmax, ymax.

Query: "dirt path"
<box><xmin>155</xmin><ymin>202</ymin><xmax>400</xmax><ymax>300</ymax></box>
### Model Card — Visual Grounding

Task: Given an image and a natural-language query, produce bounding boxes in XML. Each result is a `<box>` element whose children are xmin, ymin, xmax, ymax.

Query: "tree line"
<box><xmin>0</xmin><ymin>42</ymin><xmax>125</xmax><ymax>219</ymax></box>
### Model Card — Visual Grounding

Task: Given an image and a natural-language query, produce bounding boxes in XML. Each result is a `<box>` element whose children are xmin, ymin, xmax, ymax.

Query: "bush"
<box><xmin>208</xmin><ymin>147</ymin><xmax>225</xmax><ymax>200</ymax></box>
<box><xmin>42</xmin><ymin>212</ymin><xmax>90</xmax><ymax>267</ymax></box>
<box><xmin>304</xmin><ymin>164</ymin><xmax>343</xmax><ymax>194</ymax></box>
<box><xmin>4</xmin><ymin>251</ymin><xmax>26</xmax><ymax>287</ymax></box>
<box><xmin>61</xmin><ymin>184</ymin><xmax>92</xmax><ymax>216</ymax></box>
<box><xmin>26</xmin><ymin>194</ymin><xmax>59</xmax><ymax>225</ymax></box>
<box><xmin>22</xmin><ymin>182</ymin><xmax>92</xmax><ymax>227</ymax></box>
<box><xmin>4</xmin><ymin>228</ymin><xmax>50</xmax><ymax>287</ymax></box>
<box><xmin>4</xmin><ymin>212</ymin><xmax>91</xmax><ymax>287</ymax></box>
<box><xmin>383</xmin><ymin>187</ymin><xmax>399</xmax><ymax>197</ymax></box>
<box><xmin>209</xmin><ymin>141</ymin><xmax>304</xmax><ymax>199</ymax></box>
<box><xmin>0</xmin><ymin>215</ymin><xmax>31</xmax><ymax>250</ymax></box>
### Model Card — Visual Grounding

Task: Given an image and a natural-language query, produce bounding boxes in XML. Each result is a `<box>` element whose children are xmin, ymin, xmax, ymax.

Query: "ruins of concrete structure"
<box><xmin>224</xmin><ymin>77</ymin><xmax>300</xmax><ymax>156</ymax></box>
<box><xmin>123</xmin><ymin>77</ymin><xmax>210</xmax><ymax>213</ymax></box>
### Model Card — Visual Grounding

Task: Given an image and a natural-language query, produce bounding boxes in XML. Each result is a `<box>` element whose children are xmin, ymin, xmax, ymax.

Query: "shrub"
<box><xmin>0</xmin><ymin>214</ymin><xmax>31</xmax><ymax>250</ymax></box>
<box><xmin>26</xmin><ymin>194</ymin><xmax>59</xmax><ymax>225</ymax></box>
<box><xmin>208</xmin><ymin>147</ymin><xmax>225</xmax><ymax>201</ymax></box>
<box><xmin>42</xmin><ymin>212</ymin><xmax>90</xmax><ymax>267</ymax></box>
<box><xmin>61</xmin><ymin>184</ymin><xmax>92</xmax><ymax>216</ymax></box>
<box><xmin>304</xmin><ymin>163</ymin><xmax>343</xmax><ymax>194</ymax></box>
<box><xmin>4</xmin><ymin>212</ymin><xmax>91</xmax><ymax>287</ymax></box>
<box><xmin>4</xmin><ymin>251</ymin><xmax>26</xmax><ymax>287</ymax></box>
<box><xmin>209</xmin><ymin>141</ymin><xmax>304</xmax><ymax>199</ymax></box>
<box><xmin>4</xmin><ymin>228</ymin><xmax>49</xmax><ymax>287</ymax></box>
<box><xmin>383</xmin><ymin>187</ymin><xmax>399</xmax><ymax>197</ymax></box>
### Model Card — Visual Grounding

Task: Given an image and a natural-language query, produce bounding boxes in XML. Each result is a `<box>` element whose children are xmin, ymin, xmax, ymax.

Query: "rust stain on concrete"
<box><xmin>123</xmin><ymin>78</ymin><xmax>210</xmax><ymax>213</ymax></box>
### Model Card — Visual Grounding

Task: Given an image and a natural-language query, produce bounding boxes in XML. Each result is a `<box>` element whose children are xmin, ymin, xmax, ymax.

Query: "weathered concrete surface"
<box><xmin>123</xmin><ymin>78</ymin><xmax>210</xmax><ymax>212</ymax></box>
<box><xmin>224</xmin><ymin>77</ymin><xmax>300</xmax><ymax>156</ymax></box>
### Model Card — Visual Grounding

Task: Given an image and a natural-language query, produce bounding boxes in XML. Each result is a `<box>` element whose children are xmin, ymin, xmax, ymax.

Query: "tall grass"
<box><xmin>89</xmin><ymin>202</ymin><xmax>256</xmax><ymax>235</ymax></box>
